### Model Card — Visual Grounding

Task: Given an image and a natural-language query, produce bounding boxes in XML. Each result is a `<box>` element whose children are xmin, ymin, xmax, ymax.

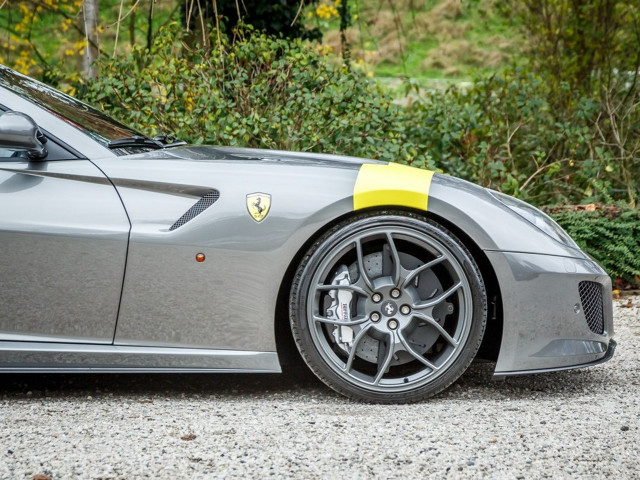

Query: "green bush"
<box><xmin>404</xmin><ymin>69</ymin><xmax>570</xmax><ymax>202</ymax></box>
<box><xmin>548</xmin><ymin>206</ymin><xmax>640</xmax><ymax>287</ymax></box>
<box><xmin>73</xmin><ymin>24</ymin><xmax>430</xmax><ymax>167</ymax></box>
<box><xmin>403</xmin><ymin>67</ymin><xmax>639</xmax><ymax>207</ymax></box>
<box><xmin>71</xmin><ymin>25</ymin><xmax>637</xmax><ymax>209</ymax></box>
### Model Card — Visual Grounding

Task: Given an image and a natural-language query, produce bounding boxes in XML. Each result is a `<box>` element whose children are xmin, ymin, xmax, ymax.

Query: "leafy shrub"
<box><xmin>404</xmin><ymin>69</ymin><xmax>571</xmax><ymax>202</ymax></box>
<box><xmin>548</xmin><ymin>205</ymin><xmax>640</xmax><ymax>287</ymax></box>
<box><xmin>505</xmin><ymin>0</ymin><xmax>640</xmax><ymax>105</ymax></box>
<box><xmin>403</xmin><ymin>67</ymin><xmax>639</xmax><ymax>207</ymax></box>
<box><xmin>73</xmin><ymin>24</ymin><xmax>430</xmax><ymax>167</ymax></box>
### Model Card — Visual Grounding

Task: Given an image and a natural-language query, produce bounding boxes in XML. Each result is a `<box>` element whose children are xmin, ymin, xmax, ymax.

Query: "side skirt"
<box><xmin>0</xmin><ymin>341</ymin><xmax>281</xmax><ymax>373</ymax></box>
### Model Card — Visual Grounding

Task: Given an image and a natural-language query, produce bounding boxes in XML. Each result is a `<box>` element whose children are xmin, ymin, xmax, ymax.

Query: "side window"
<box><xmin>0</xmin><ymin>137</ymin><xmax>78</xmax><ymax>162</ymax></box>
<box><xmin>0</xmin><ymin>148</ymin><xmax>27</xmax><ymax>159</ymax></box>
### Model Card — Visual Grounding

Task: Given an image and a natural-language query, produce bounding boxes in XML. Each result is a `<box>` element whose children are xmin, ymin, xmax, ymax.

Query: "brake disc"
<box><xmin>325</xmin><ymin>250</ymin><xmax>452</xmax><ymax>366</ymax></box>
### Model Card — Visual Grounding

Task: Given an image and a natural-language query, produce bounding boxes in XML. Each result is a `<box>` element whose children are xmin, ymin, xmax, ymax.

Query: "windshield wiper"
<box><xmin>107</xmin><ymin>135</ymin><xmax>164</xmax><ymax>150</ymax></box>
<box><xmin>152</xmin><ymin>133</ymin><xmax>187</xmax><ymax>148</ymax></box>
<box><xmin>107</xmin><ymin>133</ymin><xmax>187</xmax><ymax>150</ymax></box>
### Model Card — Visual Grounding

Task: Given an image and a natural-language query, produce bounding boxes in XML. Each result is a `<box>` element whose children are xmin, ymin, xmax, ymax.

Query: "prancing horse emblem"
<box><xmin>246</xmin><ymin>193</ymin><xmax>271</xmax><ymax>223</ymax></box>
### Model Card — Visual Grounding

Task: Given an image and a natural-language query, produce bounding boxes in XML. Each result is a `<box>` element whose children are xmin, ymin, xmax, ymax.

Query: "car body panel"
<box><xmin>0</xmin><ymin>159</ymin><xmax>129</xmax><ymax>343</ymax></box>
<box><xmin>487</xmin><ymin>251</ymin><xmax>613</xmax><ymax>373</ymax></box>
<box><xmin>353</xmin><ymin>162</ymin><xmax>434</xmax><ymax>210</ymax></box>
<box><xmin>90</xmin><ymin>149</ymin><xmax>361</xmax><ymax>350</ymax></box>
<box><xmin>0</xmin><ymin>66</ymin><xmax>615</xmax><ymax>380</ymax></box>
<box><xmin>426</xmin><ymin>173</ymin><xmax>588</xmax><ymax>259</ymax></box>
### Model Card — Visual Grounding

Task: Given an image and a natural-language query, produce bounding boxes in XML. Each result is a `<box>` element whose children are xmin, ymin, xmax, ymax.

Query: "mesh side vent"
<box><xmin>578</xmin><ymin>281</ymin><xmax>604</xmax><ymax>335</ymax></box>
<box><xmin>169</xmin><ymin>191</ymin><xmax>220</xmax><ymax>231</ymax></box>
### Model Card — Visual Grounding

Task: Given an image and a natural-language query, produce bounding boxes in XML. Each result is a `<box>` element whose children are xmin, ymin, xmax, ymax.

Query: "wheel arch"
<box><xmin>274</xmin><ymin>209</ymin><xmax>358</xmax><ymax>366</ymax></box>
<box><xmin>422</xmin><ymin>210</ymin><xmax>503</xmax><ymax>362</ymax></box>
<box><xmin>274</xmin><ymin>206</ymin><xmax>503</xmax><ymax>366</ymax></box>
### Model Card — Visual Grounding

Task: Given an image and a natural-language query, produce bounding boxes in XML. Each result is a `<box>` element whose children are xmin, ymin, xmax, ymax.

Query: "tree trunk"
<box><xmin>129</xmin><ymin>0</ymin><xmax>136</xmax><ymax>48</ymax></box>
<box><xmin>82</xmin><ymin>0</ymin><xmax>100</xmax><ymax>79</ymax></box>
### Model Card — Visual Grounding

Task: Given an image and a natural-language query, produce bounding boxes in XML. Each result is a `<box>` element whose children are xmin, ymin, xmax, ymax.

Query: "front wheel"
<box><xmin>289</xmin><ymin>211</ymin><xmax>487</xmax><ymax>403</ymax></box>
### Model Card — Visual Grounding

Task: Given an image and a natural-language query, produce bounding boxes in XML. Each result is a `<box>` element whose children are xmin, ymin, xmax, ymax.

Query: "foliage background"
<box><xmin>78</xmin><ymin>25</ymin><xmax>426</xmax><ymax>166</ymax></box>
<box><xmin>1</xmin><ymin>0</ymin><xmax>639</xmax><ymax>287</ymax></box>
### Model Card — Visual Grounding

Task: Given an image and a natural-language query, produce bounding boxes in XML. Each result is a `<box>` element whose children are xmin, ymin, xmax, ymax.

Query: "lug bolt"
<box><xmin>400</xmin><ymin>305</ymin><xmax>411</xmax><ymax>315</ymax></box>
<box><xmin>372</xmin><ymin>293</ymin><xmax>382</xmax><ymax>303</ymax></box>
<box><xmin>371</xmin><ymin>312</ymin><xmax>381</xmax><ymax>322</ymax></box>
<box><xmin>390</xmin><ymin>289</ymin><xmax>401</xmax><ymax>299</ymax></box>
<box><xmin>388</xmin><ymin>319</ymin><xmax>399</xmax><ymax>330</ymax></box>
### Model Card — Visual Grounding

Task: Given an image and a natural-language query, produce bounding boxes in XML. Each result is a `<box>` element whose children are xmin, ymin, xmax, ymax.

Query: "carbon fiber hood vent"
<box><xmin>170</xmin><ymin>190</ymin><xmax>220</xmax><ymax>231</ymax></box>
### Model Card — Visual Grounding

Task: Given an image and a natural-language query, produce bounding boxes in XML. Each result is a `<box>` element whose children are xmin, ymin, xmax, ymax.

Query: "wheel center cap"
<box><xmin>381</xmin><ymin>300</ymin><xmax>398</xmax><ymax>317</ymax></box>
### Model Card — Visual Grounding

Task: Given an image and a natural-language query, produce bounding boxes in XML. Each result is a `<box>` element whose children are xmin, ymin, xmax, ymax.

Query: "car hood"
<box><xmin>124</xmin><ymin>145</ymin><xmax>382</xmax><ymax>170</ymax></box>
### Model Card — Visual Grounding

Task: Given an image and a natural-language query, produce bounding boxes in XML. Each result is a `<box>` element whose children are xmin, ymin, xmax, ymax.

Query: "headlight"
<box><xmin>488</xmin><ymin>190</ymin><xmax>578</xmax><ymax>248</ymax></box>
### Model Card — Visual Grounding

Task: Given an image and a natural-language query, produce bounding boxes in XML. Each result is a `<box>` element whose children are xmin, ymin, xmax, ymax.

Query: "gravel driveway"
<box><xmin>1</xmin><ymin>296</ymin><xmax>638</xmax><ymax>479</ymax></box>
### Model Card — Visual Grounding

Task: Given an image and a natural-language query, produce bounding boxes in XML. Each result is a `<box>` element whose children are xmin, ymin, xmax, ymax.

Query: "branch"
<box><xmin>290</xmin><ymin>0</ymin><xmax>305</xmax><ymax>27</ymax></box>
<box><xmin>27</xmin><ymin>6</ymin><xmax>50</xmax><ymax>68</ymax></box>
<box><xmin>113</xmin><ymin>0</ymin><xmax>125</xmax><ymax>57</ymax></box>
<box><xmin>27</xmin><ymin>0</ymin><xmax>101</xmax><ymax>54</ymax></box>
<box><xmin>106</xmin><ymin>0</ymin><xmax>141</xmax><ymax>28</ymax></box>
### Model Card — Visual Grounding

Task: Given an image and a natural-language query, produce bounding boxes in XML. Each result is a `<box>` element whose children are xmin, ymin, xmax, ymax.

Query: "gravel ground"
<box><xmin>1</xmin><ymin>297</ymin><xmax>638</xmax><ymax>480</ymax></box>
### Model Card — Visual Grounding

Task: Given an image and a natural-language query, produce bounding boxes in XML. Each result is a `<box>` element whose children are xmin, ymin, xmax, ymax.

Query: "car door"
<box><xmin>0</xmin><ymin>135</ymin><xmax>130</xmax><ymax>344</ymax></box>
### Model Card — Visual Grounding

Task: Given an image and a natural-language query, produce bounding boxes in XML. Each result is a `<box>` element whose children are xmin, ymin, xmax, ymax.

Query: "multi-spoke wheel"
<box><xmin>290</xmin><ymin>211</ymin><xmax>487</xmax><ymax>403</ymax></box>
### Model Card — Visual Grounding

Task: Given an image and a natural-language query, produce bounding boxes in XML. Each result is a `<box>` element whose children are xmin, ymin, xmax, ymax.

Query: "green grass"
<box><xmin>311</xmin><ymin>0</ymin><xmax>523</xmax><ymax>84</ymax></box>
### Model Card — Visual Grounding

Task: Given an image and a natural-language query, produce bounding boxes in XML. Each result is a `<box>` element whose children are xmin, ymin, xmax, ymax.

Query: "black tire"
<box><xmin>289</xmin><ymin>211</ymin><xmax>487</xmax><ymax>403</ymax></box>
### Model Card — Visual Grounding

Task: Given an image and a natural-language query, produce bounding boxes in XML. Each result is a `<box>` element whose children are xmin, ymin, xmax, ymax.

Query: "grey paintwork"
<box><xmin>0</xmin><ymin>159</ymin><xmax>129</xmax><ymax>343</ymax></box>
<box><xmin>487</xmin><ymin>251</ymin><xmax>612</xmax><ymax>373</ymax></box>
<box><xmin>0</xmin><ymin>70</ymin><xmax>614</xmax><ymax>377</ymax></box>
<box><xmin>426</xmin><ymin>173</ymin><xmax>614</xmax><ymax>374</ymax></box>
<box><xmin>91</xmin><ymin>148</ymin><xmax>362</xmax><ymax>352</ymax></box>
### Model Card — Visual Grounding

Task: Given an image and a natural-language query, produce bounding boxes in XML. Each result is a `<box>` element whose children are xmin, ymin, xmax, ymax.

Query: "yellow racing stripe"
<box><xmin>353</xmin><ymin>162</ymin><xmax>434</xmax><ymax>211</ymax></box>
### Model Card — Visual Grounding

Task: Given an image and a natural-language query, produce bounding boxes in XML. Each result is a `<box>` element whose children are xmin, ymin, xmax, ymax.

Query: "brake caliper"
<box><xmin>326</xmin><ymin>265</ymin><xmax>354</xmax><ymax>351</ymax></box>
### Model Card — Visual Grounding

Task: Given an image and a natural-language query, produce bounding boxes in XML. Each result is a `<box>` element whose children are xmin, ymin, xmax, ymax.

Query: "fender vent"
<box><xmin>170</xmin><ymin>190</ymin><xmax>220</xmax><ymax>231</ymax></box>
<box><xmin>578</xmin><ymin>281</ymin><xmax>604</xmax><ymax>335</ymax></box>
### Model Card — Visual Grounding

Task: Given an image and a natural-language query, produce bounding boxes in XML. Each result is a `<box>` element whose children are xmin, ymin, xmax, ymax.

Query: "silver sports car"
<box><xmin>0</xmin><ymin>65</ymin><xmax>614</xmax><ymax>403</ymax></box>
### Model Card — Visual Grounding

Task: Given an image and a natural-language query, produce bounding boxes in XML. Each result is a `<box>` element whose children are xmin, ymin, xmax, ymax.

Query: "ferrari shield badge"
<box><xmin>246</xmin><ymin>193</ymin><xmax>271</xmax><ymax>222</ymax></box>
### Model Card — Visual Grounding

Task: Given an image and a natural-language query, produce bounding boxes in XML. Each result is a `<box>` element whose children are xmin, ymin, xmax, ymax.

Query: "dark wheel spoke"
<box><xmin>413</xmin><ymin>281</ymin><xmax>462</xmax><ymax>310</ymax></box>
<box><xmin>344</xmin><ymin>324</ymin><xmax>373</xmax><ymax>373</ymax></box>
<box><xmin>402</xmin><ymin>255</ymin><xmax>446</xmax><ymax>289</ymax></box>
<box><xmin>374</xmin><ymin>332</ymin><xmax>396</xmax><ymax>385</ymax></box>
<box><xmin>314</xmin><ymin>283</ymin><xmax>368</xmax><ymax>297</ymax></box>
<box><xmin>412</xmin><ymin>311</ymin><xmax>459</xmax><ymax>347</ymax></box>
<box><xmin>355</xmin><ymin>238</ymin><xmax>376</xmax><ymax>292</ymax></box>
<box><xmin>385</xmin><ymin>232</ymin><xmax>402</xmax><ymax>286</ymax></box>
<box><xmin>313</xmin><ymin>314</ymin><xmax>369</xmax><ymax>326</ymax></box>
<box><xmin>397</xmin><ymin>330</ymin><xmax>438</xmax><ymax>370</ymax></box>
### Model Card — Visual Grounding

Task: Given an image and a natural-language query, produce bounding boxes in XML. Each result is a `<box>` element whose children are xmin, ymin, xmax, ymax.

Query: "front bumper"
<box><xmin>486</xmin><ymin>251</ymin><xmax>614</xmax><ymax>376</ymax></box>
<box><xmin>495</xmin><ymin>338</ymin><xmax>616</xmax><ymax>378</ymax></box>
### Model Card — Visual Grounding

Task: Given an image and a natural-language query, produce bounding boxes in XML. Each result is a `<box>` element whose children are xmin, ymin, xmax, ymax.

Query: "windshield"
<box><xmin>0</xmin><ymin>66</ymin><xmax>144</xmax><ymax>148</ymax></box>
